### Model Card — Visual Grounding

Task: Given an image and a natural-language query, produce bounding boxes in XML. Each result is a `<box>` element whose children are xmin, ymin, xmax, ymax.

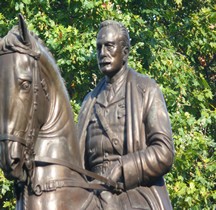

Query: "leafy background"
<box><xmin>0</xmin><ymin>0</ymin><xmax>215</xmax><ymax>209</ymax></box>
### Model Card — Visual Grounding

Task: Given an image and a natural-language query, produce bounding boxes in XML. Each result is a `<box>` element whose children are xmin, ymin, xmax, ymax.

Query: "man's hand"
<box><xmin>105</xmin><ymin>159</ymin><xmax>123</xmax><ymax>182</ymax></box>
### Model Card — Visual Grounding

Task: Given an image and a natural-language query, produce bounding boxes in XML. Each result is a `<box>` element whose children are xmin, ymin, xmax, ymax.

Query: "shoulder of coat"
<box><xmin>82</xmin><ymin>77</ymin><xmax>106</xmax><ymax>104</ymax></box>
<box><xmin>132</xmin><ymin>70</ymin><xmax>157</xmax><ymax>93</ymax></box>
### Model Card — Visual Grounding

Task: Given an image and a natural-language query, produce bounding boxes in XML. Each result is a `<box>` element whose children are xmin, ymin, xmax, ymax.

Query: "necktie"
<box><xmin>106</xmin><ymin>83</ymin><xmax>114</xmax><ymax>102</ymax></box>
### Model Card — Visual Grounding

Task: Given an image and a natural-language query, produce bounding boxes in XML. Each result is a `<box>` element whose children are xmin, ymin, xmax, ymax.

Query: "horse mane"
<box><xmin>31</xmin><ymin>29</ymin><xmax>71</xmax><ymax>102</ymax></box>
<box><xmin>29</xmin><ymin>29</ymin><xmax>53</xmax><ymax>58</ymax></box>
<box><xmin>33</xmin><ymin>31</ymin><xmax>71</xmax><ymax>103</ymax></box>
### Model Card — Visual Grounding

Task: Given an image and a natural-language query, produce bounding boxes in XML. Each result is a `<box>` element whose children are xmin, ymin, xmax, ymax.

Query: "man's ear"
<box><xmin>123</xmin><ymin>46</ymin><xmax>129</xmax><ymax>63</ymax></box>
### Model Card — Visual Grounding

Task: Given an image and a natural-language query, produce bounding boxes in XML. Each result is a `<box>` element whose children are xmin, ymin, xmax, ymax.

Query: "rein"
<box><xmin>33</xmin><ymin>156</ymin><xmax>123</xmax><ymax>195</ymax></box>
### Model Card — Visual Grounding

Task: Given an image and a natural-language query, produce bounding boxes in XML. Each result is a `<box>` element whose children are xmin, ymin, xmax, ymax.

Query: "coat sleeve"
<box><xmin>122</xmin><ymin>81</ymin><xmax>174</xmax><ymax>190</ymax></box>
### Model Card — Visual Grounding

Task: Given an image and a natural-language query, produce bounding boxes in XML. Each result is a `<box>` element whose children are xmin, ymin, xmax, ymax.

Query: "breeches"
<box><xmin>98</xmin><ymin>188</ymin><xmax>154</xmax><ymax>210</ymax></box>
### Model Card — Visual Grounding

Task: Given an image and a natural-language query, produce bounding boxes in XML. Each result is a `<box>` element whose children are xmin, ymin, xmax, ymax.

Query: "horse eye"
<box><xmin>21</xmin><ymin>81</ymin><xmax>31</xmax><ymax>90</ymax></box>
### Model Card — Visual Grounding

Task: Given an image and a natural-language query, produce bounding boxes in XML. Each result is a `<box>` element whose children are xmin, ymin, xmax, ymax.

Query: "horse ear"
<box><xmin>18</xmin><ymin>13</ymin><xmax>31</xmax><ymax>46</ymax></box>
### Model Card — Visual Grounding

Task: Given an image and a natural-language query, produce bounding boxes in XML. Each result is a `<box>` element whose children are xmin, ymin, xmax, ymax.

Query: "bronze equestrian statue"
<box><xmin>78</xmin><ymin>20</ymin><xmax>175</xmax><ymax>209</ymax></box>
<box><xmin>0</xmin><ymin>15</ymin><xmax>174</xmax><ymax>210</ymax></box>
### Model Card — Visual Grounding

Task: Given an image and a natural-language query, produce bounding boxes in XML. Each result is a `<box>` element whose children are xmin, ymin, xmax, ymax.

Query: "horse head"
<box><xmin>0</xmin><ymin>14</ymin><xmax>49</xmax><ymax>181</ymax></box>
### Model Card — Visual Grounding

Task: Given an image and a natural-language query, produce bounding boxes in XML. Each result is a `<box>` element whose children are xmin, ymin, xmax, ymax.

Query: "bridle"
<box><xmin>0</xmin><ymin>49</ymin><xmax>41</xmax><ymax>183</ymax></box>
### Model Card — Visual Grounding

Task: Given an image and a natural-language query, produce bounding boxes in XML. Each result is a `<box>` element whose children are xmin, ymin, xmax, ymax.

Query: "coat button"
<box><xmin>104</xmin><ymin>152</ymin><xmax>109</xmax><ymax>157</ymax></box>
<box><xmin>113</xmin><ymin>139</ymin><xmax>119</xmax><ymax>145</ymax></box>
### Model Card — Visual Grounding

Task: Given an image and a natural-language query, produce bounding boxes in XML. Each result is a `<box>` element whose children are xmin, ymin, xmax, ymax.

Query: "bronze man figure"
<box><xmin>78</xmin><ymin>20</ymin><xmax>175</xmax><ymax>209</ymax></box>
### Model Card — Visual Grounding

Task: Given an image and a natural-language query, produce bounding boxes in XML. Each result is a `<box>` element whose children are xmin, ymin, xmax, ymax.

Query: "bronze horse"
<box><xmin>0</xmin><ymin>15</ymin><xmax>111</xmax><ymax>210</ymax></box>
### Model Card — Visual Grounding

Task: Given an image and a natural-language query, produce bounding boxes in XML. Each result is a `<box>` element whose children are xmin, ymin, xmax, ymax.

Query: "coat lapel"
<box><xmin>126</xmin><ymin>68</ymin><xmax>143</xmax><ymax>153</ymax></box>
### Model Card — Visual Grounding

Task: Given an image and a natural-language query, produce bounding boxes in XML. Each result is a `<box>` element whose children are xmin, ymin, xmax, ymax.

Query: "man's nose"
<box><xmin>100</xmin><ymin>45</ymin><xmax>106</xmax><ymax>57</ymax></box>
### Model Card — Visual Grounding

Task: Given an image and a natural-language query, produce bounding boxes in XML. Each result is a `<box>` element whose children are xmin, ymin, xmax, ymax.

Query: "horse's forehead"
<box><xmin>15</xmin><ymin>53</ymin><xmax>33</xmax><ymax>69</ymax></box>
<box><xmin>0</xmin><ymin>53</ymin><xmax>34</xmax><ymax>76</ymax></box>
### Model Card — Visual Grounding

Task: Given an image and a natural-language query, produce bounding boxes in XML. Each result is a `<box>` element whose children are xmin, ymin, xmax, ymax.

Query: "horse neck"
<box><xmin>35</xmin><ymin>48</ymin><xmax>81</xmax><ymax>165</ymax></box>
<box><xmin>39</xmin><ymin>85</ymin><xmax>76</xmax><ymax>142</ymax></box>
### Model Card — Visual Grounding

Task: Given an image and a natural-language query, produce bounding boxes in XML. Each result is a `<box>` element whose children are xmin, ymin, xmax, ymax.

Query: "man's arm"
<box><xmin>108</xmin><ymin>84</ymin><xmax>174</xmax><ymax>190</ymax></box>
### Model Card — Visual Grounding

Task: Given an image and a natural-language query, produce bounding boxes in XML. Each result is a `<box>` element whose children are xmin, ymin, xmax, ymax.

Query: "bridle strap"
<box><xmin>0</xmin><ymin>134</ymin><xmax>27</xmax><ymax>146</ymax></box>
<box><xmin>23</xmin><ymin>56</ymin><xmax>41</xmax><ymax>175</ymax></box>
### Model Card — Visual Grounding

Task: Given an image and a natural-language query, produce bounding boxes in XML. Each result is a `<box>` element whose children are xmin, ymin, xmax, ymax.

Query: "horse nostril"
<box><xmin>10</xmin><ymin>157</ymin><xmax>20</xmax><ymax>170</ymax></box>
<box><xmin>13</xmin><ymin>158</ymin><xmax>20</xmax><ymax>165</ymax></box>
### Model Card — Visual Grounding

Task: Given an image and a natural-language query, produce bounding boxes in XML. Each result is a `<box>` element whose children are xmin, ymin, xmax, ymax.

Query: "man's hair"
<box><xmin>99</xmin><ymin>20</ymin><xmax>131</xmax><ymax>50</ymax></box>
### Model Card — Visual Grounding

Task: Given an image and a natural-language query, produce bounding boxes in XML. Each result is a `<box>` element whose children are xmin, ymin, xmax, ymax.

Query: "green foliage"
<box><xmin>0</xmin><ymin>170</ymin><xmax>15</xmax><ymax>210</ymax></box>
<box><xmin>0</xmin><ymin>0</ymin><xmax>215</xmax><ymax>209</ymax></box>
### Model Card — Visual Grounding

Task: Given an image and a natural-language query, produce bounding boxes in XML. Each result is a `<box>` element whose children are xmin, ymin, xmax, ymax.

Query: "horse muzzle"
<box><xmin>0</xmin><ymin>134</ymin><xmax>27</xmax><ymax>181</ymax></box>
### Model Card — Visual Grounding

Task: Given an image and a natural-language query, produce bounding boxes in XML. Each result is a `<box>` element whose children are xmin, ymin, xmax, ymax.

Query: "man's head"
<box><xmin>96</xmin><ymin>20</ymin><xmax>130</xmax><ymax>78</ymax></box>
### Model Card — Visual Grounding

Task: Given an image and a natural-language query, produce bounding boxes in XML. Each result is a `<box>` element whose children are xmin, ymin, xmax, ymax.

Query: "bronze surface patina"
<box><xmin>78</xmin><ymin>20</ymin><xmax>175</xmax><ymax>209</ymax></box>
<box><xmin>0</xmin><ymin>15</ymin><xmax>108</xmax><ymax>210</ymax></box>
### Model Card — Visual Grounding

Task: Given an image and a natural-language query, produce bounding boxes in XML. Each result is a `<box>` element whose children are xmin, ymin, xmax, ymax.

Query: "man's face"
<box><xmin>96</xmin><ymin>26</ymin><xmax>126</xmax><ymax>77</ymax></box>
